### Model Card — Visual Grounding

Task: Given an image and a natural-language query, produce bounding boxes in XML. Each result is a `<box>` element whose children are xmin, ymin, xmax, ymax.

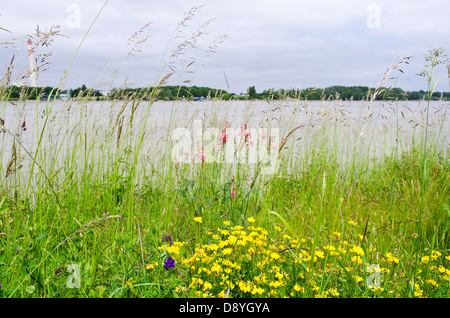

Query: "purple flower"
<box><xmin>162</xmin><ymin>234</ymin><xmax>173</xmax><ymax>246</ymax></box>
<box><xmin>164</xmin><ymin>257</ymin><xmax>176</xmax><ymax>271</ymax></box>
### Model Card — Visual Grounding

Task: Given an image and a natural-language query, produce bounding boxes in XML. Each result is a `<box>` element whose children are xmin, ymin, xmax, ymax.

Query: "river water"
<box><xmin>1</xmin><ymin>98</ymin><xmax>449</xmax><ymax>179</ymax></box>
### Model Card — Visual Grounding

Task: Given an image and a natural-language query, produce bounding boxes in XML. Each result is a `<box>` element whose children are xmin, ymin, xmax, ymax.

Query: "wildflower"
<box><xmin>221</xmin><ymin>123</ymin><xmax>228</xmax><ymax>145</ymax></box>
<box><xmin>164</xmin><ymin>257</ymin><xmax>176</xmax><ymax>270</ymax></box>
<box><xmin>269</xmin><ymin>280</ymin><xmax>282</xmax><ymax>288</ymax></box>
<box><xmin>194</xmin><ymin>217</ymin><xmax>203</xmax><ymax>224</ymax></box>
<box><xmin>350</xmin><ymin>245</ymin><xmax>365</xmax><ymax>256</ymax></box>
<box><xmin>203</xmin><ymin>281</ymin><xmax>213</xmax><ymax>291</ymax></box>
<box><xmin>238</xmin><ymin>281</ymin><xmax>252</xmax><ymax>293</ymax></box>
<box><xmin>314</xmin><ymin>250</ymin><xmax>325</xmax><ymax>259</ymax></box>
<box><xmin>270</xmin><ymin>252</ymin><xmax>280</xmax><ymax>260</ymax></box>
<box><xmin>247</xmin><ymin>217</ymin><xmax>256</xmax><ymax>223</ymax></box>
<box><xmin>252</xmin><ymin>286</ymin><xmax>265</xmax><ymax>295</ymax></box>
<box><xmin>218</xmin><ymin>290</ymin><xmax>226</xmax><ymax>298</ymax></box>
<box><xmin>222</xmin><ymin>248</ymin><xmax>233</xmax><ymax>255</ymax></box>
<box><xmin>166</xmin><ymin>244</ymin><xmax>181</xmax><ymax>255</ymax></box>
<box><xmin>426</xmin><ymin>279</ymin><xmax>438</xmax><ymax>287</ymax></box>
<box><xmin>421</xmin><ymin>256</ymin><xmax>430</xmax><ymax>264</ymax></box>
<box><xmin>223</xmin><ymin>221</ymin><xmax>231</xmax><ymax>226</ymax></box>
<box><xmin>353</xmin><ymin>275</ymin><xmax>364</xmax><ymax>283</ymax></box>
<box><xmin>370</xmin><ymin>287</ymin><xmax>384</xmax><ymax>293</ymax></box>
<box><xmin>221</xmin><ymin>132</ymin><xmax>228</xmax><ymax>145</ymax></box>
<box><xmin>348</xmin><ymin>220</ymin><xmax>357</xmax><ymax>226</ymax></box>
<box><xmin>351</xmin><ymin>256</ymin><xmax>363</xmax><ymax>264</ymax></box>
<box><xmin>294</xmin><ymin>284</ymin><xmax>303</xmax><ymax>292</ymax></box>
<box><xmin>211</xmin><ymin>263</ymin><xmax>222</xmax><ymax>274</ymax></box>
<box><xmin>431</xmin><ymin>250</ymin><xmax>442</xmax><ymax>260</ymax></box>
<box><xmin>162</xmin><ymin>234</ymin><xmax>173</xmax><ymax>245</ymax></box>
<box><xmin>385</xmin><ymin>252</ymin><xmax>399</xmax><ymax>264</ymax></box>
<box><xmin>146</xmin><ymin>261</ymin><xmax>159</xmax><ymax>270</ymax></box>
<box><xmin>329</xmin><ymin>288</ymin><xmax>340</xmax><ymax>297</ymax></box>
<box><xmin>228</xmin><ymin>235</ymin><xmax>238</xmax><ymax>245</ymax></box>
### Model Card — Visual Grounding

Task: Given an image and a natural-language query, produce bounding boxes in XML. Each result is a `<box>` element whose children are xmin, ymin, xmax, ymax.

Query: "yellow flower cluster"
<box><xmin>152</xmin><ymin>217</ymin><xmax>450</xmax><ymax>298</ymax></box>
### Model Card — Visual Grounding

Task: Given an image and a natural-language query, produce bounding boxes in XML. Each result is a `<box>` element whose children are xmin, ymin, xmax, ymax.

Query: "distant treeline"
<box><xmin>250</xmin><ymin>85</ymin><xmax>449</xmax><ymax>101</ymax></box>
<box><xmin>4</xmin><ymin>84</ymin><xmax>449</xmax><ymax>101</ymax></box>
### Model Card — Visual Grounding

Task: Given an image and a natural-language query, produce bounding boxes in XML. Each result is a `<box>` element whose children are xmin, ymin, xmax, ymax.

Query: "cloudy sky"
<box><xmin>1</xmin><ymin>0</ymin><xmax>449</xmax><ymax>94</ymax></box>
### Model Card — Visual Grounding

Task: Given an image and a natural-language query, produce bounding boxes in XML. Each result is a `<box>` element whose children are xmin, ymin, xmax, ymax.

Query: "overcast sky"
<box><xmin>1</xmin><ymin>0</ymin><xmax>449</xmax><ymax>94</ymax></box>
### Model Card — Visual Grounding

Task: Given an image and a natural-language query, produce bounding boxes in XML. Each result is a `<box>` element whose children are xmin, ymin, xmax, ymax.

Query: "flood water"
<box><xmin>1</xmin><ymin>98</ymin><xmax>449</xmax><ymax>176</ymax></box>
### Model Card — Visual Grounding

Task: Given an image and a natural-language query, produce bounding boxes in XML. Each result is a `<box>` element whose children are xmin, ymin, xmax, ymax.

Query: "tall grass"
<box><xmin>0</xmin><ymin>6</ymin><xmax>449</xmax><ymax>298</ymax></box>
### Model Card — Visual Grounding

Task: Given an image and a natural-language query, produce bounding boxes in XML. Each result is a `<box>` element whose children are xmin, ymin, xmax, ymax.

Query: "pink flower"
<box><xmin>221</xmin><ymin>123</ymin><xmax>228</xmax><ymax>145</ymax></box>
<box><xmin>194</xmin><ymin>147</ymin><xmax>206</xmax><ymax>166</ymax></box>
<box><xmin>221</xmin><ymin>132</ymin><xmax>228</xmax><ymax>145</ymax></box>
<box><xmin>231</xmin><ymin>186</ymin><xmax>236</xmax><ymax>198</ymax></box>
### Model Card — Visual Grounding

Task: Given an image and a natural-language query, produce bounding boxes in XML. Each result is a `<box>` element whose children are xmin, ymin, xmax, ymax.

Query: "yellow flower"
<box><xmin>211</xmin><ymin>263</ymin><xmax>222</xmax><ymax>274</ymax></box>
<box><xmin>166</xmin><ymin>245</ymin><xmax>180</xmax><ymax>254</ymax></box>
<box><xmin>228</xmin><ymin>235</ymin><xmax>238</xmax><ymax>245</ymax></box>
<box><xmin>270</xmin><ymin>252</ymin><xmax>281</xmax><ymax>260</ymax></box>
<box><xmin>203</xmin><ymin>281</ymin><xmax>213</xmax><ymax>290</ymax></box>
<box><xmin>222</xmin><ymin>248</ymin><xmax>233</xmax><ymax>255</ymax></box>
<box><xmin>282</xmin><ymin>234</ymin><xmax>292</xmax><ymax>240</ymax></box>
<box><xmin>275</xmin><ymin>272</ymin><xmax>284</xmax><ymax>280</ymax></box>
<box><xmin>238</xmin><ymin>281</ymin><xmax>252</xmax><ymax>293</ymax></box>
<box><xmin>348</xmin><ymin>220</ymin><xmax>358</xmax><ymax>226</ymax></box>
<box><xmin>385</xmin><ymin>252</ymin><xmax>399</xmax><ymax>264</ymax></box>
<box><xmin>194</xmin><ymin>217</ymin><xmax>203</xmax><ymax>223</ymax></box>
<box><xmin>421</xmin><ymin>256</ymin><xmax>430</xmax><ymax>263</ymax></box>
<box><xmin>315</xmin><ymin>250</ymin><xmax>325</xmax><ymax>259</ymax></box>
<box><xmin>329</xmin><ymin>288</ymin><xmax>340</xmax><ymax>297</ymax></box>
<box><xmin>207</xmin><ymin>244</ymin><xmax>219</xmax><ymax>251</ymax></box>
<box><xmin>269</xmin><ymin>280</ymin><xmax>282</xmax><ymax>288</ymax></box>
<box><xmin>353</xmin><ymin>275</ymin><xmax>363</xmax><ymax>283</ymax></box>
<box><xmin>350</xmin><ymin>245</ymin><xmax>365</xmax><ymax>256</ymax></box>
<box><xmin>223</xmin><ymin>221</ymin><xmax>231</xmax><ymax>226</ymax></box>
<box><xmin>247</xmin><ymin>217</ymin><xmax>256</xmax><ymax>223</ymax></box>
<box><xmin>351</xmin><ymin>256</ymin><xmax>363</xmax><ymax>264</ymax></box>
<box><xmin>431</xmin><ymin>250</ymin><xmax>442</xmax><ymax>260</ymax></box>
<box><xmin>146</xmin><ymin>261</ymin><xmax>158</xmax><ymax>270</ymax></box>
<box><xmin>251</xmin><ymin>286</ymin><xmax>265</xmax><ymax>295</ymax></box>
<box><xmin>294</xmin><ymin>284</ymin><xmax>303</xmax><ymax>292</ymax></box>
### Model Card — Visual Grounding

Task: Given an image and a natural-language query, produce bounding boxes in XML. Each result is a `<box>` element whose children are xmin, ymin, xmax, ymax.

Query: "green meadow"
<box><xmin>0</xmin><ymin>5</ymin><xmax>449</xmax><ymax>299</ymax></box>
